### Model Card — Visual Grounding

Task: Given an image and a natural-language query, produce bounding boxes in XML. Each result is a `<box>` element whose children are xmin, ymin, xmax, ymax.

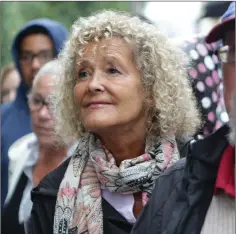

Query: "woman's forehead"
<box><xmin>32</xmin><ymin>75</ymin><xmax>55</xmax><ymax>94</ymax></box>
<box><xmin>77</xmin><ymin>37</ymin><xmax>132</xmax><ymax>61</ymax></box>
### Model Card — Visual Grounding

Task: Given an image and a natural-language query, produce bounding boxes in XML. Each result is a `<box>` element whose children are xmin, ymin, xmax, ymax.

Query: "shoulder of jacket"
<box><xmin>31</xmin><ymin>158</ymin><xmax>71</xmax><ymax>201</ymax></box>
<box><xmin>1</xmin><ymin>102</ymin><xmax>14</xmax><ymax>123</ymax></box>
<box><xmin>133</xmin><ymin>158</ymin><xmax>186</xmax><ymax>231</ymax></box>
<box><xmin>190</xmin><ymin>125</ymin><xmax>229</xmax><ymax>159</ymax></box>
<box><xmin>147</xmin><ymin>159</ymin><xmax>186</xmax><ymax>206</ymax></box>
<box><xmin>160</xmin><ymin>158</ymin><xmax>186</xmax><ymax>178</ymax></box>
<box><xmin>150</xmin><ymin>158</ymin><xmax>186</xmax><ymax>202</ymax></box>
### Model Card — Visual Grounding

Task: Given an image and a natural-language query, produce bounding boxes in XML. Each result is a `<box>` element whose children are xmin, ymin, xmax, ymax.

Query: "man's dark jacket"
<box><xmin>1</xmin><ymin>18</ymin><xmax>68</xmax><ymax>207</ymax></box>
<box><xmin>132</xmin><ymin>125</ymin><xmax>230</xmax><ymax>234</ymax></box>
<box><xmin>27</xmin><ymin>125</ymin><xmax>229</xmax><ymax>234</ymax></box>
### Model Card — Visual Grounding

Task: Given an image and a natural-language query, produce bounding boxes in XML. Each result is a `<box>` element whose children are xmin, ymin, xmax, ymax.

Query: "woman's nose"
<box><xmin>38</xmin><ymin>105</ymin><xmax>51</xmax><ymax>119</ymax></box>
<box><xmin>88</xmin><ymin>72</ymin><xmax>105</xmax><ymax>93</ymax></box>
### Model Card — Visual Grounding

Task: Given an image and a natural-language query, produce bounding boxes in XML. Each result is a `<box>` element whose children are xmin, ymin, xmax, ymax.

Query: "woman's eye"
<box><xmin>78</xmin><ymin>71</ymin><xmax>89</xmax><ymax>79</ymax></box>
<box><xmin>33</xmin><ymin>98</ymin><xmax>42</xmax><ymax>105</ymax></box>
<box><xmin>107</xmin><ymin>67</ymin><xmax>121</xmax><ymax>75</ymax></box>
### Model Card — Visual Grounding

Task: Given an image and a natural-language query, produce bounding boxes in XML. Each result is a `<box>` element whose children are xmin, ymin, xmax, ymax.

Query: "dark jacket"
<box><xmin>2</xmin><ymin>173</ymin><xmax>28</xmax><ymax>234</ymax></box>
<box><xmin>131</xmin><ymin>125</ymin><xmax>230</xmax><ymax>234</ymax></box>
<box><xmin>1</xmin><ymin>18</ymin><xmax>68</xmax><ymax>207</ymax></box>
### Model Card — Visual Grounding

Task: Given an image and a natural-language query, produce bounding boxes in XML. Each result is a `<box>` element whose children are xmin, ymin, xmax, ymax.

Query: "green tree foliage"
<box><xmin>0</xmin><ymin>2</ymin><xmax>130</xmax><ymax>67</ymax></box>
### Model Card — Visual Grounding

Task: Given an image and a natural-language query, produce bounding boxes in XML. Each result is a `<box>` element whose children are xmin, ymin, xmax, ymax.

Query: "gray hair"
<box><xmin>52</xmin><ymin>10</ymin><xmax>201</xmax><ymax>144</ymax></box>
<box><xmin>32</xmin><ymin>59</ymin><xmax>61</xmax><ymax>90</ymax></box>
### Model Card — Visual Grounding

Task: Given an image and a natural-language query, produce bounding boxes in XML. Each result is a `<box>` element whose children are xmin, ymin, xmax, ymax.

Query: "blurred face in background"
<box><xmin>1</xmin><ymin>68</ymin><xmax>20</xmax><ymax>103</ymax></box>
<box><xmin>28</xmin><ymin>75</ymin><xmax>56</xmax><ymax>147</ymax></box>
<box><xmin>221</xmin><ymin>30</ymin><xmax>235</xmax><ymax>113</ymax></box>
<box><xmin>19</xmin><ymin>33</ymin><xmax>54</xmax><ymax>87</ymax></box>
<box><xmin>229</xmin><ymin>90</ymin><xmax>236</xmax><ymax>144</ymax></box>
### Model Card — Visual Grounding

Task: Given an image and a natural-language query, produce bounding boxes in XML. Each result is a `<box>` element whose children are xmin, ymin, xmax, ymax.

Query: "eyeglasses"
<box><xmin>215</xmin><ymin>45</ymin><xmax>235</xmax><ymax>64</ymax></box>
<box><xmin>20</xmin><ymin>50</ymin><xmax>54</xmax><ymax>65</ymax></box>
<box><xmin>27</xmin><ymin>94</ymin><xmax>52</xmax><ymax>112</ymax></box>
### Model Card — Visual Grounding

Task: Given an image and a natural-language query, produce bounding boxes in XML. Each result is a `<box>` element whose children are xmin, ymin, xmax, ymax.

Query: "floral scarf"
<box><xmin>54</xmin><ymin>133</ymin><xmax>179</xmax><ymax>234</ymax></box>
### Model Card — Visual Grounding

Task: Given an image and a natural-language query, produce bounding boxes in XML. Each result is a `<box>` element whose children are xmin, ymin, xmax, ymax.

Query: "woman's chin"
<box><xmin>84</xmin><ymin>119</ymin><xmax>116</xmax><ymax>134</ymax></box>
<box><xmin>38</xmin><ymin>136</ymin><xmax>56</xmax><ymax>147</ymax></box>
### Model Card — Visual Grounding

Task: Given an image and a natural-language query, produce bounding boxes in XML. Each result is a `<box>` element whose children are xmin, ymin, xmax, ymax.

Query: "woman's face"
<box><xmin>29</xmin><ymin>75</ymin><xmax>56</xmax><ymax>146</ymax></box>
<box><xmin>223</xmin><ymin>30</ymin><xmax>235</xmax><ymax>113</ymax></box>
<box><xmin>74</xmin><ymin>37</ymin><xmax>147</xmax><ymax>135</ymax></box>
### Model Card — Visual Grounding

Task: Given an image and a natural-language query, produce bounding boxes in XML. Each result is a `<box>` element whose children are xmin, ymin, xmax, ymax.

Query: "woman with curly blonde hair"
<box><xmin>28</xmin><ymin>10</ymin><xmax>201</xmax><ymax>234</ymax></box>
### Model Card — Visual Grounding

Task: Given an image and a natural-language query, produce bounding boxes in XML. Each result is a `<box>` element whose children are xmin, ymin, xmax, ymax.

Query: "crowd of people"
<box><xmin>1</xmin><ymin>2</ymin><xmax>235</xmax><ymax>234</ymax></box>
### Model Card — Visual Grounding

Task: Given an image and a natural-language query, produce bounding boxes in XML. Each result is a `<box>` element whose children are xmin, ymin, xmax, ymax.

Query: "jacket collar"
<box><xmin>190</xmin><ymin>124</ymin><xmax>230</xmax><ymax>167</ymax></box>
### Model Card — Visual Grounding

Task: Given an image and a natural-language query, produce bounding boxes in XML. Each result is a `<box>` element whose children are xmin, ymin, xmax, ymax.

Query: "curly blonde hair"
<box><xmin>52</xmin><ymin>10</ymin><xmax>201</xmax><ymax>144</ymax></box>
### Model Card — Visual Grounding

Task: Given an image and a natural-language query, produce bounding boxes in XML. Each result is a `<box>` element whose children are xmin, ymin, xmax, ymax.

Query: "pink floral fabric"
<box><xmin>54</xmin><ymin>133</ymin><xmax>179</xmax><ymax>234</ymax></box>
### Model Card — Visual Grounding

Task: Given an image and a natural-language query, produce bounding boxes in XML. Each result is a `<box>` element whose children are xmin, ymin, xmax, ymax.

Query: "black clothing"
<box><xmin>2</xmin><ymin>173</ymin><xmax>28</xmax><ymax>234</ymax></box>
<box><xmin>131</xmin><ymin>125</ymin><xmax>230</xmax><ymax>234</ymax></box>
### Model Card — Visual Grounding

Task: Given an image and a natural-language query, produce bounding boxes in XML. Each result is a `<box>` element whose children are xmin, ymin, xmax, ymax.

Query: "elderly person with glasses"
<box><xmin>27</xmin><ymin>10</ymin><xmax>201</xmax><ymax>234</ymax></box>
<box><xmin>215</xmin><ymin>31</ymin><xmax>235</xmax><ymax>113</ymax></box>
<box><xmin>2</xmin><ymin>60</ymin><xmax>77</xmax><ymax>234</ymax></box>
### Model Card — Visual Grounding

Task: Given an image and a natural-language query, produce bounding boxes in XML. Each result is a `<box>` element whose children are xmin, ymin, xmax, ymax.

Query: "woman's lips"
<box><xmin>85</xmin><ymin>101</ymin><xmax>112</xmax><ymax>109</ymax></box>
<box><xmin>35</xmin><ymin>127</ymin><xmax>54</xmax><ymax>135</ymax></box>
<box><xmin>87</xmin><ymin>103</ymin><xmax>111</xmax><ymax>109</ymax></box>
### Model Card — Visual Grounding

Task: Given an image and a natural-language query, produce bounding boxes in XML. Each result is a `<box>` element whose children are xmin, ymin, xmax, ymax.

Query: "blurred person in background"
<box><xmin>1</xmin><ymin>63</ymin><xmax>20</xmax><ymax>103</ymax></box>
<box><xmin>2</xmin><ymin>60</ymin><xmax>77</xmax><ymax>234</ymax></box>
<box><xmin>1</xmin><ymin>18</ymin><xmax>68</xmax><ymax>207</ymax></box>
<box><xmin>28</xmin><ymin>10</ymin><xmax>200</xmax><ymax>234</ymax></box>
<box><xmin>132</xmin><ymin>2</ymin><xmax>235</xmax><ymax>234</ymax></box>
<box><xmin>206</xmin><ymin>2</ymin><xmax>235</xmax><ymax>114</ymax></box>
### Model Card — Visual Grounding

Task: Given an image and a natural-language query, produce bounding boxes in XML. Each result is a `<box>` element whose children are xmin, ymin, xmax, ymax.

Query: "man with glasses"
<box><xmin>132</xmin><ymin>2</ymin><xmax>235</xmax><ymax>234</ymax></box>
<box><xmin>1</xmin><ymin>18</ymin><xmax>68</xmax><ymax>207</ymax></box>
<box><xmin>206</xmin><ymin>2</ymin><xmax>235</xmax><ymax>113</ymax></box>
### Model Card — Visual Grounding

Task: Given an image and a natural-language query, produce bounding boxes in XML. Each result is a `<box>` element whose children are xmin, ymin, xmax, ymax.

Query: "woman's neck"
<box><xmin>33</xmin><ymin>144</ymin><xmax>68</xmax><ymax>186</ymax></box>
<box><xmin>99</xmin><ymin>126</ymin><xmax>146</xmax><ymax>166</ymax></box>
<box><xmin>37</xmin><ymin>144</ymin><xmax>68</xmax><ymax>166</ymax></box>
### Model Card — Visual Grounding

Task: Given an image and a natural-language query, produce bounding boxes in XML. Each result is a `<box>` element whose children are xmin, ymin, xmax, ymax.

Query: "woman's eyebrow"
<box><xmin>76</xmin><ymin>59</ymin><xmax>94</xmax><ymax>69</ymax></box>
<box><xmin>104</xmin><ymin>55</ymin><xmax>125</xmax><ymax>66</ymax></box>
<box><xmin>31</xmin><ymin>92</ymin><xmax>45</xmax><ymax>99</ymax></box>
